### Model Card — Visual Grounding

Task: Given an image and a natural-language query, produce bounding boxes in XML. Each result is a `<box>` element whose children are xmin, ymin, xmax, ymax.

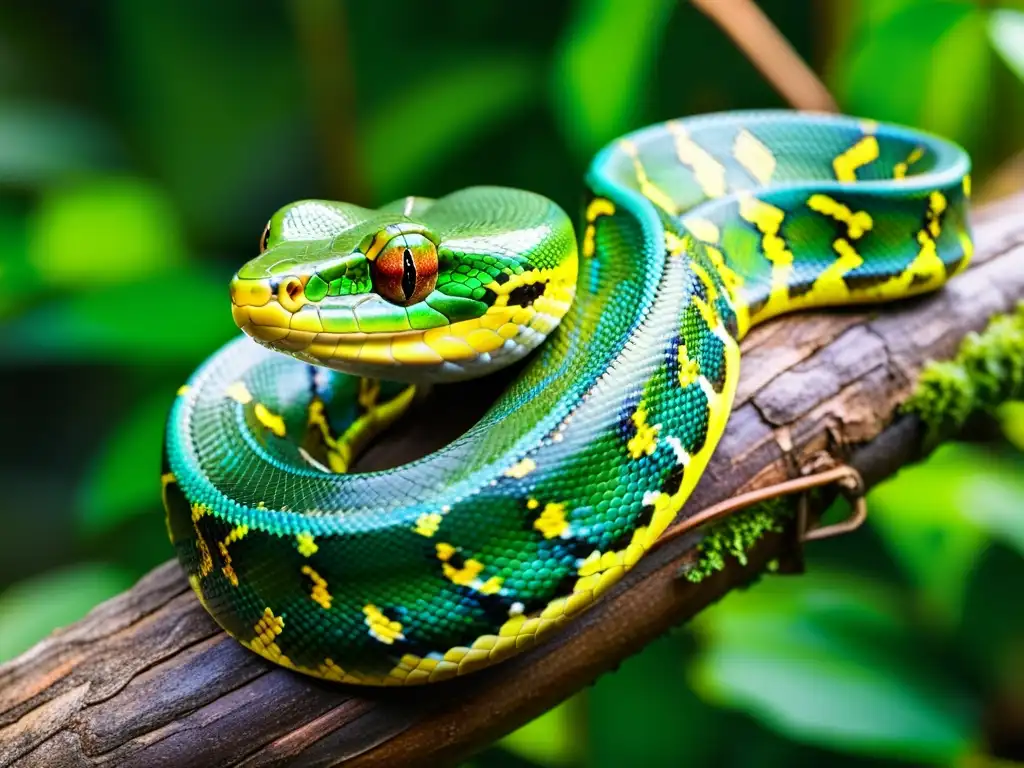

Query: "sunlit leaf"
<box><xmin>362</xmin><ymin>56</ymin><xmax>539</xmax><ymax>201</ymax></box>
<box><xmin>997</xmin><ymin>401</ymin><xmax>1024</xmax><ymax>451</ymax></box>
<box><xmin>77</xmin><ymin>392</ymin><xmax>170</xmax><ymax>536</ymax></box>
<box><xmin>868</xmin><ymin>444</ymin><xmax>988</xmax><ymax>620</ymax></box>
<box><xmin>690</xmin><ymin>573</ymin><xmax>977</xmax><ymax>763</ymax></box>
<box><xmin>990</xmin><ymin>9</ymin><xmax>1024</xmax><ymax>83</ymax></box>
<box><xmin>500</xmin><ymin>698</ymin><xmax>580</xmax><ymax>767</ymax></box>
<box><xmin>0</xmin><ymin>103</ymin><xmax>121</xmax><ymax>187</ymax></box>
<box><xmin>551</xmin><ymin>0</ymin><xmax>675</xmax><ymax>157</ymax></box>
<box><xmin>837</xmin><ymin>3</ymin><xmax>990</xmax><ymax>150</ymax></box>
<box><xmin>0</xmin><ymin>564</ymin><xmax>135</xmax><ymax>662</ymax></box>
<box><xmin>0</xmin><ymin>269</ymin><xmax>237</xmax><ymax>363</ymax></box>
<box><xmin>27</xmin><ymin>177</ymin><xmax>185</xmax><ymax>287</ymax></box>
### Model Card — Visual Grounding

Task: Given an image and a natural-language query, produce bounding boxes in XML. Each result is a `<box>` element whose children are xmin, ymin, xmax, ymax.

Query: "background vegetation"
<box><xmin>1</xmin><ymin>1</ymin><xmax>1023</xmax><ymax>765</ymax></box>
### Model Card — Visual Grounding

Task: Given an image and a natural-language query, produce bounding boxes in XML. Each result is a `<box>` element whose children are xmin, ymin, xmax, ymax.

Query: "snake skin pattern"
<box><xmin>163</xmin><ymin>111</ymin><xmax>972</xmax><ymax>685</ymax></box>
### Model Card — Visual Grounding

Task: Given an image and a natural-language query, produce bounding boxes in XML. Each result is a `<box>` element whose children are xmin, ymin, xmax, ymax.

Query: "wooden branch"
<box><xmin>2</xmin><ymin>192</ymin><xmax>1024</xmax><ymax>767</ymax></box>
<box><xmin>691</xmin><ymin>0</ymin><xmax>840</xmax><ymax>113</ymax></box>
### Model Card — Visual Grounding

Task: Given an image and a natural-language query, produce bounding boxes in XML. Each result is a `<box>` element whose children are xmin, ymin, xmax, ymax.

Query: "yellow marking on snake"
<box><xmin>248</xmin><ymin>607</ymin><xmax>290</xmax><ymax>665</ymax></box>
<box><xmin>363</xmin><ymin>604</ymin><xmax>404</xmax><ymax>644</ymax></box>
<box><xmin>807</xmin><ymin>194</ymin><xmax>874</xmax><ymax>238</ymax></box>
<box><xmin>413</xmin><ymin>512</ymin><xmax>443</xmax><ymax>537</ymax></box>
<box><xmin>894</xmin><ymin>146</ymin><xmax>925</xmax><ymax>179</ymax></box>
<box><xmin>799</xmin><ymin>194</ymin><xmax>874</xmax><ymax>299</ymax></box>
<box><xmin>686</xmin><ymin>218</ymin><xmax>721</xmax><ymax>244</ymax></box>
<box><xmin>902</xmin><ymin>190</ymin><xmax>948</xmax><ymax>290</ymax></box>
<box><xmin>582</xmin><ymin>198</ymin><xmax>615</xmax><ymax>258</ymax></box>
<box><xmin>435</xmin><ymin>543</ymin><xmax>502</xmax><ymax>594</ymax></box>
<box><xmin>226</xmin><ymin>381</ymin><xmax>253</xmax><ymax>404</ymax></box>
<box><xmin>627</xmin><ymin>398</ymin><xmax>659</xmax><ymax>459</ymax></box>
<box><xmin>678</xmin><ymin>350</ymin><xmax>701</xmax><ymax>388</ymax></box>
<box><xmin>254</xmin><ymin>403</ymin><xmax>286</xmax><ymax>437</ymax></box>
<box><xmin>963</xmin><ymin>174</ymin><xmax>972</xmax><ymax>198</ymax></box>
<box><xmin>218</xmin><ymin>525</ymin><xmax>249</xmax><ymax>587</ymax></box>
<box><xmin>733</xmin><ymin>129</ymin><xmax>776</xmax><ymax>184</ymax></box>
<box><xmin>619</xmin><ymin>138</ymin><xmax>680</xmax><ymax>215</ymax></box>
<box><xmin>302</xmin><ymin>565</ymin><xmax>332</xmax><ymax>609</ymax></box>
<box><xmin>160</xmin><ymin>472</ymin><xmax>178</xmax><ymax>539</ymax></box>
<box><xmin>690</xmin><ymin>261</ymin><xmax>719</xmax><ymax>302</ymax></box>
<box><xmin>738</xmin><ymin>194</ymin><xmax>793</xmax><ymax>317</ymax></box>
<box><xmin>665</xmin><ymin>232</ymin><xmax>689</xmax><ymax>257</ymax></box>
<box><xmin>176</xmin><ymin>384</ymin><xmax>192</xmax><ymax>396</ymax></box>
<box><xmin>667</xmin><ymin>121</ymin><xmax>727</xmax><ymax>198</ymax></box>
<box><xmin>533</xmin><ymin>502</ymin><xmax>569</xmax><ymax>539</ymax></box>
<box><xmin>296</xmin><ymin>532</ymin><xmax>318</xmax><ymax>557</ymax></box>
<box><xmin>833</xmin><ymin>134</ymin><xmax>879</xmax><ymax>182</ymax></box>
<box><xmin>190</xmin><ymin>503</ymin><xmax>213</xmax><ymax>577</ymax></box>
<box><xmin>306</xmin><ymin>399</ymin><xmax>348</xmax><ymax>472</ymax></box>
<box><xmin>318</xmin><ymin>658</ymin><xmax>347</xmax><ymax>681</ymax></box>
<box><xmin>504</xmin><ymin>457</ymin><xmax>536</xmax><ymax>478</ymax></box>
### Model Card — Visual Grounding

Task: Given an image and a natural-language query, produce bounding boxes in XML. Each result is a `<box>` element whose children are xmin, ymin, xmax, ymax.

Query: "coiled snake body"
<box><xmin>163</xmin><ymin>111</ymin><xmax>972</xmax><ymax>685</ymax></box>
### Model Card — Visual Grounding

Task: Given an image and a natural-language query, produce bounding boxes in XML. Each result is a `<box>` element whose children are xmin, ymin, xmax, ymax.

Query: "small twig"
<box><xmin>691</xmin><ymin>0</ymin><xmax>840</xmax><ymax>113</ymax></box>
<box><xmin>289</xmin><ymin>0</ymin><xmax>370</xmax><ymax>204</ymax></box>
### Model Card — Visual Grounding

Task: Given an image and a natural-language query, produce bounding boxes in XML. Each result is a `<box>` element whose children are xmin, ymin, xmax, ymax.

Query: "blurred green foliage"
<box><xmin>1</xmin><ymin>1</ymin><xmax>1023</xmax><ymax>765</ymax></box>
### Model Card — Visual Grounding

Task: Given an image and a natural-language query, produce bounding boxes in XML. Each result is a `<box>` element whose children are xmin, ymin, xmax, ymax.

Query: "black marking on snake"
<box><xmin>402</xmin><ymin>248</ymin><xmax>416</xmax><ymax>300</ymax></box>
<box><xmin>494</xmin><ymin>272</ymin><xmax>511</xmax><ymax>285</ymax></box>
<box><xmin>508</xmin><ymin>280</ymin><xmax>547</xmax><ymax>307</ymax></box>
<box><xmin>661</xmin><ymin>463</ymin><xmax>685</xmax><ymax>496</ymax></box>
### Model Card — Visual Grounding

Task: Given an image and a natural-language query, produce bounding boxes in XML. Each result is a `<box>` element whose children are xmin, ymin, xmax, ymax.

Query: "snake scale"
<box><xmin>162</xmin><ymin>111</ymin><xmax>972</xmax><ymax>685</ymax></box>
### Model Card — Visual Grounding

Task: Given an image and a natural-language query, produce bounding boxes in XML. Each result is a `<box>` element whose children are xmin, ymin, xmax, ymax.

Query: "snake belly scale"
<box><xmin>162</xmin><ymin>111</ymin><xmax>972</xmax><ymax>685</ymax></box>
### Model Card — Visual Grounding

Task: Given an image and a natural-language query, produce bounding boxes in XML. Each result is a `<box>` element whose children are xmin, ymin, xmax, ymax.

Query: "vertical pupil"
<box><xmin>401</xmin><ymin>248</ymin><xmax>417</xmax><ymax>301</ymax></box>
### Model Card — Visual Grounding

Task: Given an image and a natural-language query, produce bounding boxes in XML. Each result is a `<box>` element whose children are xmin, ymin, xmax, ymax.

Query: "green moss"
<box><xmin>904</xmin><ymin>302</ymin><xmax>1024</xmax><ymax>440</ymax></box>
<box><xmin>682</xmin><ymin>497</ymin><xmax>793</xmax><ymax>583</ymax></box>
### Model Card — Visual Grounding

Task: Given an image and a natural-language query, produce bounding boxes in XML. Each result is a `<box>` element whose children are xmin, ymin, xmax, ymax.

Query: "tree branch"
<box><xmin>2</xmin><ymin>193</ymin><xmax>1024</xmax><ymax>767</ymax></box>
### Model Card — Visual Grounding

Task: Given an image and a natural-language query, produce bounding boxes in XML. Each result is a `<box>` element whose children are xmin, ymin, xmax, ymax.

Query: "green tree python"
<box><xmin>162</xmin><ymin>110</ymin><xmax>972</xmax><ymax>685</ymax></box>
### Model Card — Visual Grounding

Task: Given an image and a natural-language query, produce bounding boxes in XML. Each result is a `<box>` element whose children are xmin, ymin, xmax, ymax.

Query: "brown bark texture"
<box><xmin>2</xmin><ymin>193</ymin><xmax>1023</xmax><ymax>768</ymax></box>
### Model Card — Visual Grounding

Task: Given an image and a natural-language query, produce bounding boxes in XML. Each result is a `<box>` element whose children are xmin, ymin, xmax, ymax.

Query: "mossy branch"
<box><xmin>905</xmin><ymin>302</ymin><xmax>1024</xmax><ymax>442</ymax></box>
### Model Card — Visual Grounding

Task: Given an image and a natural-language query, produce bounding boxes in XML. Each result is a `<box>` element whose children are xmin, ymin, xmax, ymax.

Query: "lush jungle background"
<box><xmin>1</xmin><ymin>1</ymin><xmax>1023</xmax><ymax>765</ymax></box>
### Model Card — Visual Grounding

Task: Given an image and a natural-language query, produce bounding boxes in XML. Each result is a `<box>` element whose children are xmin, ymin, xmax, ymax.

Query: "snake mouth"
<box><xmin>230</xmin><ymin>266</ymin><xmax>574</xmax><ymax>380</ymax></box>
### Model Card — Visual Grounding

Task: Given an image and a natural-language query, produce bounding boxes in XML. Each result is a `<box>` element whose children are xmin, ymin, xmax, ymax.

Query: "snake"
<box><xmin>162</xmin><ymin>110</ymin><xmax>972</xmax><ymax>686</ymax></box>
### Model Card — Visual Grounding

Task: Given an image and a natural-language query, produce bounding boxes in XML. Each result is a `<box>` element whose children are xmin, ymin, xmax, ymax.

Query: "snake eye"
<box><xmin>371</xmin><ymin>234</ymin><xmax>438</xmax><ymax>306</ymax></box>
<box><xmin>259</xmin><ymin>221</ymin><xmax>271</xmax><ymax>254</ymax></box>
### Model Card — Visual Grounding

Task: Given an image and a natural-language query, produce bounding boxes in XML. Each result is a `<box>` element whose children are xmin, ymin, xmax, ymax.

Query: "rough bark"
<box><xmin>2</xmin><ymin>193</ymin><xmax>1023</xmax><ymax>768</ymax></box>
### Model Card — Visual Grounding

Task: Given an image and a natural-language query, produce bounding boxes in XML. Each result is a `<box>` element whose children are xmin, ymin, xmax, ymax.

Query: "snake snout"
<box><xmin>230</xmin><ymin>273</ymin><xmax>305</xmax><ymax>345</ymax></box>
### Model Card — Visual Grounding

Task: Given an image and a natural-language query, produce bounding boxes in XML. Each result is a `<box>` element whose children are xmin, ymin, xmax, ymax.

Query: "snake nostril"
<box><xmin>278</xmin><ymin>277</ymin><xmax>305</xmax><ymax>312</ymax></box>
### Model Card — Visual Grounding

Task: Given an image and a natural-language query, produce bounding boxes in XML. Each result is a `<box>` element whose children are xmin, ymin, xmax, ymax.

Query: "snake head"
<box><xmin>230</xmin><ymin>187</ymin><xmax>578</xmax><ymax>382</ymax></box>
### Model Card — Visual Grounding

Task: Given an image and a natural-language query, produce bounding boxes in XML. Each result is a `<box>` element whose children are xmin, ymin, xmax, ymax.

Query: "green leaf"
<box><xmin>990</xmin><ymin>9</ymin><xmax>1024</xmax><ymax>83</ymax></box>
<box><xmin>689</xmin><ymin>573</ymin><xmax>976</xmax><ymax>763</ymax></box>
<box><xmin>362</xmin><ymin>56</ymin><xmax>539</xmax><ymax>201</ymax></box>
<box><xmin>955</xmin><ymin>455</ymin><xmax>1024</xmax><ymax>558</ymax></box>
<box><xmin>837</xmin><ymin>2</ymin><xmax>991</xmax><ymax>150</ymax></box>
<box><xmin>589</xmin><ymin>634</ymin><xmax>721</xmax><ymax>767</ymax></box>
<box><xmin>0</xmin><ymin>103</ymin><xmax>121</xmax><ymax>187</ymax></box>
<box><xmin>551</xmin><ymin>0</ymin><xmax>675</xmax><ymax>157</ymax></box>
<box><xmin>868</xmin><ymin>443</ymin><xmax>989</xmax><ymax>620</ymax></box>
<box><xmin>998</xmin><ymin>401</ymin><xmax>1024</xmax><ymax>450</ymax></box>
<box><xmin>0</xmin><ymin>269</ymin><xmax>237</xmax><ymax>364</ymax></box>
<box><xmin>0</xmin><ymin>564</ymin><xmax>135</xmax><ymax>662</ymax></box>
<box><xmin>500</xmin><ymin>698</ymin><xmax>580</xmax><ymax>767</ymax></box>
<box><xmin>77</xmin><ymin>392</ymin><xmax>171</xmax><ymax>536</ymax></box>
<box><xmin>27</xmin><ymin>177</ymin><xmax>185</xmax><ymax>288</ymax></box>
<box><xmin>109</xmin><ymin>0</ymin><xmax>305</xmax><ymax>235</ymax></box>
